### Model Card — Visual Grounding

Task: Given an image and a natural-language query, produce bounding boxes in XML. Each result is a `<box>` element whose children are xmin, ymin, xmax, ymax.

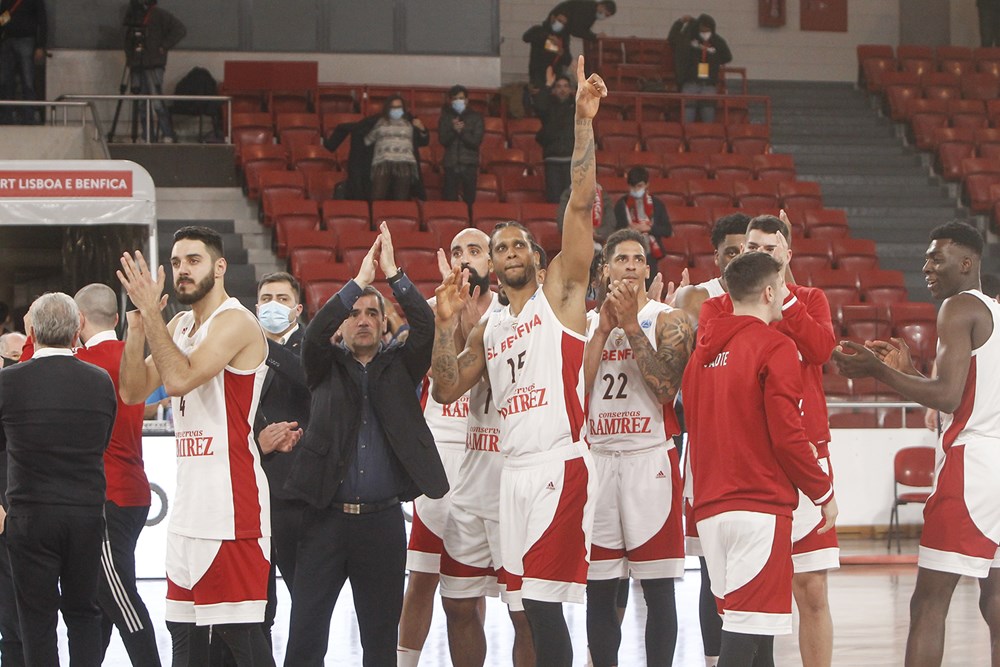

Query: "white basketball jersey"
<box><xmin>695</xmin><ymin>277</ymin><xmax>725</xmax><ymax>299</ymax></box>
<box><xmin>450</xmin><ymin>378</ymin><xmax>504</xmax><ymax>520</ymax></box>
<box><xmin>587</xmin><ymin>299</ymin><xmax>680</xmax><ymax>451</ymax></box>
<box><xmin>484</xmin><ymin>287</ymin><xmax>586</xmax><ymax>458</ymax></box>
<box><xmin>422</xmin><ymin>381</ymin><xmax>470</xmax><ymax>452</ymax></box>
<box><xmin>170</xmin><ymin>298</ymin><xmax>269</xmax><ymax>540</ymax></box>
<box><xmin>942</xmin><ymin>290</ymin><xmax>1000</xmax><ymax>451</ymax></box>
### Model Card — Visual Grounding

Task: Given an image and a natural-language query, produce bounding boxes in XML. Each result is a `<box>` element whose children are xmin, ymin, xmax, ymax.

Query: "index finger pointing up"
<box><xmin>576</xmin><ymin>54</ymin><xmax>585</xmax><ymax>83</ymax></box>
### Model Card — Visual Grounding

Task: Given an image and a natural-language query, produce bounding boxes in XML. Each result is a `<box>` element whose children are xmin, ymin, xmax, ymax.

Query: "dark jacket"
<box><xmin>669</xmin><ymin>14</ymin><xmax>732</xmax><ymax>87</ymax></box>
<box><xmin>551</xmin><ymin>0</ymin><xmax>602</xmax><ymax>40</ymax></box>
<box><xmin>123</xmin><ymin>4</ymin><xmax>186</xmax><ymax>70</ymax></box>
<box><xmin>523</xmin><ymin>22</ymin><xmax>572</xmax><ymax>88</ymax></box>
<box><xmin>0</xmin><ymin>0</ymin><xmax>46</xmax><ymax>46</ymax></box>
<box><xmin>325</xmin><ymin>114</ymin><xmax>380</xmax><ymax>201</ymax></box>
<box><xmin>439</xmin><ymin>104</ymin><xmax>484</xmax><ymax>169</ymax></box>
<box><xmin>0</xmin><ymin>354</ymin><xmax>116</xmax><ymax>512</ymax></box>
<box><xmin>534</xmin><ymin>89</ymin><xmax>575</xmax><ymax>159</ymax></box>
<box><xmin>257</xmin><ymin>328</ymin><xmax>311</xmax><ymax>502</ymax></box>
<box><xmin>284</xmin><ymin>276</ymin><xmax>447</xmax><ymax>509</ymax></box>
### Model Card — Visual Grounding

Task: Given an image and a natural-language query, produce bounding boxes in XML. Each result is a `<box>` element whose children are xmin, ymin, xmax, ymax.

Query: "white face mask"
<box><xmin>630</xmin><ymin>188</ymin><xmax>646</xmax><ymax>199</ymax></box>
<box><xmin>258</xmin><ymin>301</ymin><xmax>294</xmax><ymax>334</ymax></box>
<box><xmin>551</xmin><ymin>19</ymin><xmax>565</xmax><ymax>33</ymax></box>
<box><xmin>700</xmin><ymin>31</ymin><xmax>712</xmax><ymax>41</ymax></box>
<box><xmin>596</xmin><ymin>11</ymin><xmax>607</xmax><ymax>20</ymax></box>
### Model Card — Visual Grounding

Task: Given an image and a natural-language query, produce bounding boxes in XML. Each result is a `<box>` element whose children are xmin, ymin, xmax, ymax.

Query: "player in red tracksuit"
<box><xmin>683</xmin><ymin>251</ymin><xmax>837</xmax><ymax>667</ymax></box>
<box><xmin>698</xmin><ymin>214</ymin><xmax>839</xmax><ymax>667</ymax></box>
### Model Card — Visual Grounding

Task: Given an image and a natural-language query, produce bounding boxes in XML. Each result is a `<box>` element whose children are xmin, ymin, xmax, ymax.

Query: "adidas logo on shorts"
<box><xmin>546</xmin><ymin>481</ymin><xmax>556</xmax><ymax>490</ymax></box>
<box><xmin>655</xmin><ymin>470</ymin><xmax>666</xmax><ymax>479</ymax></box>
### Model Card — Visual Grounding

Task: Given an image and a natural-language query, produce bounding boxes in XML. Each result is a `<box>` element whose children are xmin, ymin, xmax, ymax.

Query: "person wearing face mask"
<box><xmin>668</xmin><ymin>13</ymin><xmax>732</xmax><ymax>123</ymax></box>
<box><xmin>549</xmin><ymin>0</ymin><xmax>617</xmax><ymax>42</ymax></box>
<box><xmin>523</xmin><ymin>10</ymin><xmax>572</xmax><ymax>89</ymax></box>
<box><xmin>439</xmin><ymin>84</ymin><xmax>484</xmax><ymax>211</ymax></box>
<box><xmin>364</xmin><ymin>95</ymin><xmax>430</xmax><ymax>201</ymax></box>
<box><xmin>613</xmin><ymin>166</ymin><xmax>672</xmax><ymax>282</ymax></box>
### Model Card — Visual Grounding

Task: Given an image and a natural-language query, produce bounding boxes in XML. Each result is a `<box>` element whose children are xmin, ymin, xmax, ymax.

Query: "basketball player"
<box><xmin>833</xmin><ymin>221</ymin><xmax>1000</xmax><ymax>667</ymax></box>
<box><xmin>117</xmin><ymin>226</ymin><xmax>274</xmax><ymax>665</ymax></box>
<box><xmin>437</xmin><ymin>234</ymin><xmax>536</xmax><ymax>667</ymax></box>
<box><xmin>397</xmin><ymin>228</ymin><xmax>498</xmax><ymax>667</ymax></box>
<box><xmin>683</xmin><ymin>251</ymin><xmax>837</xmax><ymax>666</ymax></box>
<box><xmin>582</xmin><ymin>229</ymin><xmax>693</xmax><ymax>666</ymax></box>
<box><xmin>700</xmin><ymin>215</ymin><xmax>839</xmax><ymax>667</ymax></box>
<box><xmin>430</xmin><ymin>54</ymin><xmax>606</xmax><ymax>666</ymax></box>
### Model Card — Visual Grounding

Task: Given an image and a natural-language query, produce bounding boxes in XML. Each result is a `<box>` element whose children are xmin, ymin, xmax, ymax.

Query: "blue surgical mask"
<box><xmin>388</xmin><ymin>108</ymin><xmax>405</xmax><ymax>121</ymax></box>
<box><xmin>551</xmin><ymin>19</ymin><xmax>565</xmax><ymax>33</ymax></box>
<box><xmin>451</xmin><ymin>99</ymin><xmax>467</xmax><ymax>114</ymax></box>
<box><xmin>258</xmin><ymin>301</ymin><xmax>294</xmax><ymax>334</ymax></box>
<box><xmin>630</xmin><ymin>188</ymin><xmax>646</xmax><ymax>199</ymax></box>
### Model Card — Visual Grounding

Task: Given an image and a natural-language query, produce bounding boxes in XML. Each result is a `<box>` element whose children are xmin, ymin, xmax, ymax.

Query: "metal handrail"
<box><xmin>0</xmin><ymin>99</ymin><xmax>109</xmax><ymax>153</ymax></box>
<box><xmin>58</xmin><ymin>93</ymin><xmax>233</xmax><ymax>144</ymax></box>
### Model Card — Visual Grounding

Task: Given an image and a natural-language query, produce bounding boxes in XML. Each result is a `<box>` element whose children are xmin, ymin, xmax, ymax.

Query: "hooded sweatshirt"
<box><xmin>699</xmin><ymin>284</ymin><xmax>836</xmax><ymax>457</ymax></box>
<box><xmin>680</xmin><ymin>313</ymin><xmax>833</xmax><ymax>523</ymax></box>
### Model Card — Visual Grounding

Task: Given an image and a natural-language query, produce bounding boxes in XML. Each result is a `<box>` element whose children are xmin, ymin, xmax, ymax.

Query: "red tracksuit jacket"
<box><xmin>699</xmin><ymin>284</ymin><xmax>836</xmax><ymax>457</ymax></box>
<box><xmin>681</xmin><ymin>313</ymin><xmax>833</xmax><ymax>523</ymax></box>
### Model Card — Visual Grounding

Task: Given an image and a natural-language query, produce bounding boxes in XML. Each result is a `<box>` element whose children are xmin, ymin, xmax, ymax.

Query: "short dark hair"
<box><xmin>357</xmin><ymin>285</ymin><xmax>385</xmax><ymax>316</ymax></box>
<box><xmin>711</xmin><ymin>213</ymin><xmax>751</xmax><ymax>249</ymax></box>
<box><xmin>257</xmin><ymin>271</ymin><xmax>301</xmax><ymax>301</ymax></box>
<box><xmin>929</xmin><ymin>220</ymin><xmax>984</xmax><ymax>256</ymax></box>
<box><xmin>725</xmin><ymin>252</ymin><xmax>782</xmax><ymax>303</ymax></box>
<box><xmin>531</xmin><ymin>242</ymin><xmax>549</xmax><ymax>270</ymax></box>
<box><xmin>626</xmin><ymin>166</ymin><xmax>649</xmax><ymax>186</ymax></box>
<box><xmin>746</xmin><ymin>215</ymin><xmax>790</xmax><ymax>243</ymax></box>
<box><xmin>174</xmin><ymin>226</ymin><xmax>224</xmax><ymax>260</ymax></box>
<box><xmin>553</xmin><ymin>75</ymin><xmax>572</xmax><ymax>88</ymax></box>
<box><xmin>598</xmin><ymin>1</ymin><xmax>617</xmax><ymax>15</ymax></box>
<box><xmin>489</xmin><ymin>221</ymin><xmax>536</xmax><ymax>254</ymax></box>
<box><xmin>603</xmin><ymin>228</ymin><xmax>649</xmax><ymax>262</ymax></box>
<box><xmin>448</xmin><ymin>85</ymin><xmax>468</xmax><ymax>99</ymax></box>
<box><xmin>981</xmin><ymin>272</ymin><xmax>1000</xmax><ymax>298</ymax></box>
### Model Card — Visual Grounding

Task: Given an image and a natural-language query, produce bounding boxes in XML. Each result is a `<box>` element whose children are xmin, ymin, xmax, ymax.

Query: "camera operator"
<box><xmin>122</xmin><ymin>0</ymin><xmax>185</xmax><ymax>143</ymax></box>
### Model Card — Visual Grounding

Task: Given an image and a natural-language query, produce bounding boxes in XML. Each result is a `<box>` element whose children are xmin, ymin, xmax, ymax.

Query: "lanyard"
<box><xmin>701</xmin><ymin>43</ymin><xmax>708</xmax><ymax>63</ymax></box>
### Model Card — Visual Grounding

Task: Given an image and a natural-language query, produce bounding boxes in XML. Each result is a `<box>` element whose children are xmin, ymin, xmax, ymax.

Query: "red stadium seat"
<box><xmin>891</xmin><ymin>301</ymin><xmax>938</xmax><ymax>330</ymax></box>
<box><xmin>753</xmin><ymin>154</ymin><xmax>796</xmax><ymax>182</ymax></box>
<box><xmin>684</xmin><ymin>123</ymin><xmax>727</xmax><ymax>154</ymax></box>
<box><xmin>288</xmin><ymin>231</ymin><xmax>337</xmax><ymax>276</ymax></box>
<box><xmin>934</xmin><ymin>127</ymin><xmax>976</xmax><ymax>181</ymax></box>
<box><xmin>860</xmin><ymin>270</ymin><xmax>909</xmax><ymax>305</ymax></box>
<box><xmin>919</xmin><ymin>72</ymin><xmax>961</xmax><ymax>103</ymax></box>
<box><xmin>321</xmin><ymin>200</ymin><xmax>370</xmax><ymax>233</ymax></box>
<box><xmin>861</xmin><ymin>57</ymin><xmax>896</xmax><ymax>94</ymax></box>
<box><xmin>975</xmin><ymin>128</ymin><xmax>1000</xmax><ymax>160</ymax></box>
<box><xmin>937</xmin><ymin>46</ymin><xmax>975</xmax><ymax>76</ymax></box>
<box><xmin>708</xmin><ymin>154</ymin><xmax>753</xmax><ymax>180</ymax></box>
<box><xmin>595</xmin><ymin>150</ymin><xmax>622</xmax><ymax>177</ymax></box>
<box><xmin>791</xmin><ymin>238</ymin><xmax>833</xmax><ymax>273</ymax></box>
<box><xmin>663</xmin><ymin>153</ymin><xmax>709</xmax><ymax>180</ymax></box>
<box><xmin>840</xmin><ymin>303</ymin><xmax>892</xmax><ymax>340</ymax></box>
<box><xmin>896</xmin><ymin>322</ymin><xmax>937</xmax><ymax>371</ymax></box>
<box><xmin>666</xmin><ymin>205</ymin><xmax>712</xmax><ymax>238</ymax></box>
<box><xmin>304</xmin><ymin>170</ymin><xmax>344</xmax><ymax>203</ymax></box>
<box><xmin>808</xmin><ymin>269</ymin><xmax>860</xmax><ymax>311</ymax></box>
<box><xmin>885</xmin><ymin>83</ymin><xmax>921</xmax><ymax>122</ymax></box>
<box><xmin>778</xmin><ymin>181</ymin><xmax>823</xmax><ymax>210</ymax></box>
<box><xmin>296</xmin><ymin>261</ymin><xmax>354</xmax><ymax>287</ymax></box>
<box><xmin>320</xmin><ymin>112</ymin><xmax>363</xmax><ymax>136</ymax></box>
<box><xmin>317</xmin><ymin>86</ymin><xmax>359</xmax><ymax>115</ymax></box>
<box><xmin>641</xmin><ymin>121</ymin><xmax>685</xmax><ymax>153</ymax></box>
<box><xmin>687</xmin><ymin>179</ymin><xmax>734</xmax><ymax>209</ymax></box>
<box><xmin>371</xmin><ymin>200</ymin><xmax>420</xmax><ymax>232</ymax></box>
<box><xmin>426</xmin><ymin>219</ymin><xmax>469</xmax><ymax>248</ymax></box>
<box><xmin>909</xmin><ymin>101</ymin><xmax>950</xmax><ymax>151</ymax></box>
<box><xmin>948</xmin><ymin>99</ymin><xmax>988</xmax><ymax>131</ymax></box>
<box><xmin>339</xmin><ymin>230</ymin><xmax>381</xmax><ymax>267</ymax></box>
<box><xmin>519</xmin><ymin>202</ymin><xmax>559</xmax><ymax>227</ymax></box>
<box><xmin>976</xmin><ymin>47</ymin><xmax>1000</xmax><ymax>77</ymax></box>
<box><xmin>803</xmin><ymin>209</ymin><xmax>850</xmax><ymax>239</ymax></box>
<box><xmin>596</xmin><ymin>119</ymin><xmax>640</xmax><ymax>152</ymax></box>
<box><xmin>621</xmin><ymin>151</ymin><xmax>666</xmax><ymax>178</ymax></box>
<box><xmin>499</xmin><ymin>173</ymin><xmax>546</xmax><ymax>205</ymax></box>
<box><xmin>421</xmin><ymin>200</ymin><xmax>469</xmax><ymax>229</ymax></box>
<box><xmin>232</xmin><ymin>113</ymin><xmax>275</xmax><ymax>168</ymax></box>
<box><xmin>962</xmin><ymin>158</ymin><xmax>1000</xmax><ymax>212</ymax></box>
<box><xmin>259</xmin><ymin>171</ymin><xmax>307</xmax><ymax>226</ymax></box>
<box><xmin>726</xmin><ymin>124</ymin><xmax>770</xmax><ymax>155</ymax></box>
<box><xmin>961</xmin><ymin>72</ymin><xmax>1000</xmax><ymax>101</ymax></box>
<box><xmin>897</xmin><ymin>45</ymin><xmax>934</xmax><ymax>76</ymax></box>
<box><xmin>291</xmin><ymin>144</ymin><xmax>338</xmax><ymax>175</ymax></box>
<box><xmin>507</xmin><ymin>118</ymin><xmax>542</xmax><ymax>152</ymax></box>
<box><xmin>484</xmin><ymin>148</ymin><xmax>530</xmax><ymax>180</ymax></box>
<box><xmin>273</xmin><ymin>199</ymin><xmax>321</xmax><ymax>256</ymax></box>
<box><xmin>474</xmin><ymin>173</ymin><xmax>500</xmax><ymax>203</ymax></box>
<box><xmin>733</xmin><ymin>180</ymin><xmax>780</xmax><ymax>209</ymax></box>
<box><xmin>832</xmin><ymin>238</ymin><xmax>878</xmax><ymax>272</ymax></box>
<box><xmin>304</xmin><ymin>281</ymin><xmax>345</xmax><ymax>316</ymax></box>
<box><xmin>242</xmin><ymin>145</ymin><xmax>288</xmax><ymax>200</ymax></box>
<box><xmin>656</xmin><ymin>178</ymin><xmax>691</xmax><ymax>206</ymax></box>
<box><xmin>472</xmin><ymin>202</ymin><xmax>520</xmax><ymax>233</ymax></box>
<box><xmin>276</xmin><ymin>113</ymin><xmax>322</xmax><ymax>154</ymax></box>
<box><xmin>481</xmin><ymin>117</ymin><xmax>506</xmax><ymax>152</ymax></box>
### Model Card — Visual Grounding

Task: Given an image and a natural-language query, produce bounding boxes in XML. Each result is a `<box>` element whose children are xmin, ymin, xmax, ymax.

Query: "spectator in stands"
<box><xmin>0</xmin><ymin>333</ymin><xmax>25</xmax><ymax>366</ymax></box>
<box><xmin>548</xmin><ymin>1</ymin><xmax>617</xmax><ymax>43</ymax></box>
<box><xmin>365</xmin><ymin>95</ymin><xmax>430</xmax><ymax>201</ymax></box>
<box><xmin>556</xmin><ymin>181</ymin><xmax>618</xmax><ymax>245</ymax></box>
<box><xmin>325</xmin><ymin>113</ymin><xmax>380</xmax><ymax>201</ymax></box>
<box><xmin>613</xmin><ymin>166</ymin><xmax>672</xmax><ymax>278</ymax></box>
<box><xmin>668</xmin><ymin>13</ymin><xmax>731</xmax><ymax>123</ymax></box>
<box><xmin>523</xmin><ymin>9</ymin><xmax>572</xmax><ymax>89</ymax></box>
<box><xmin>979</xmin><ymin>0</ymin><xmax>1000</xmax><ymax>47</ymax></box>
<box><xmin>534</xmin><ymin>71</ymin><xmax>576</xmax><ymax>203</ymax></box>
<box><xmin>0</xmin><ymin>0</ymin><xmax>46</xmax><ymax>125</ymax></box>
<box><xmin>122</xmin><ymin>0</ymin><xmax>186</xmax><ymax>143</ymax></box>
<box><xmin>439</xmin><ymin>85</ymin><xmax>484</xmax><ymax>208</ymax></box>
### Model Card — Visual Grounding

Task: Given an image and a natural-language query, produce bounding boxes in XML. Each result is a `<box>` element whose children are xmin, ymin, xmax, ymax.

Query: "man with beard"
<box><xmin>117</xmin><ymin>226</ymin><xmax>274</xmax><ymax>666</ymax></box>
<box><xmin>834</xmin><ymin>222</ymin><xmax>1000</xmax><ymax>667</ymax></box>
<box><xmin>431</xmin><ymin>55</ymin><xmax>606</xmax><ymax>666</ymax></box>
<box><xmin>398</xmin><ymin>228</ymin><xmax>498</xmax><ymax>666</ymax></box>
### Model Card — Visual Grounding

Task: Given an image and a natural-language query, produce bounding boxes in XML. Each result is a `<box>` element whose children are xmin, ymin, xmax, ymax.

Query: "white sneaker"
<box><xmin>162</xmin><ymin>136</ymin><xmax>176</xmax><ymax>144</ymax></box>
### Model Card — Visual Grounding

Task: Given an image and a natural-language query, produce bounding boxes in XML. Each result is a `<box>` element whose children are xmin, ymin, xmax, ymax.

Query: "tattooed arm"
<box><xmin>623</xmin><ymin>308</ymin><xmax>695</xmax><ymax>404</ymax></box>
<box><xmin>431</xmin><ymin>267</ymin><xmax>487</xmax><ymax>404</ymax></box>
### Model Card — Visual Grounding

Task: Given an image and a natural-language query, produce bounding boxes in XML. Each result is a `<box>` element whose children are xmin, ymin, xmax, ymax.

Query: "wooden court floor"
<box><xmin>85</xmin><ymin>546</ymin><xmax>992</xmax><ymax>665</ymax></box>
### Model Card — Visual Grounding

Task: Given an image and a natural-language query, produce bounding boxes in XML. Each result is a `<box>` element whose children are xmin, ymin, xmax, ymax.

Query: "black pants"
<box><xmin>283</xmin><ymin>503</ymin><xmax>406</xmax><ymax>667</ymax></box>
<box><xmin>982</xmin><ymin>3</ymin><xmax>1000</xmax><ymax>47</ymax></box>
<box><xmin>0</xmin><ymin>530</ymin><xmax>24</xmax><ymax>667</ymax></box>
<box><xmin>443</xmin><ymin>165</ymin><xmax>478</xmax><ymax>205</ymax></box>
<box><xmin>99</xmin><ymin>502</ymin><xmax>161</xmax><ymax>665</ymax></box>
<box><xmin>6</xmin><ymin>509</ymin><xmax>103</xmax><ymax>667</ymax></box>
<box><xmin>544</xmin><ymin>160</ymin><xmax>571</xmax><ymax>203</ymax></box>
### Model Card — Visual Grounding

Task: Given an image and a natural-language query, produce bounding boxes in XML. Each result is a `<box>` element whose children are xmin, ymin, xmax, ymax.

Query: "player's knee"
<box><xmin>405</xmin><ymin>570</ymin><xmax>440</xmax><ymax>596</ymax></box>
<box><xmin>792</xmin><ymin>571</ymin><xmax>829</xmax><ymax>614</ymax></box>
<box><xmin>442</xmin><ymin>596</ymin><xmax>479</xmax><ymax>622</ymax></box>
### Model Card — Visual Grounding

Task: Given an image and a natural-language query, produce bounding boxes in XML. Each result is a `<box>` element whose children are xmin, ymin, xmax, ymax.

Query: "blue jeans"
<box><xmin>129</xmin><ymin>67</ymin><xmax>174</xmax><ymax>141</ymax></box>
<box><xmin>681</xmin><ymin>81</ymin><xmax>718</xmax><ymax>123</ymax></box>
<box><xmin>0</xmin><ymin>36</ymin><xmax>39</xmax><ymax>124</ymax></box>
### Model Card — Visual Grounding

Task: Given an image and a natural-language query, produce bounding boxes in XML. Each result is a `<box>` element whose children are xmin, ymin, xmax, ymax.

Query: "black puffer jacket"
<box><xmin>533</xmin><ymin>89</ymin><xmax>575</xmax><ymax>159</ymax></box>
<box><xmin>439</xmin><ymin>104</ymin><xmax>484</xmax><ymax>169</ymax></box>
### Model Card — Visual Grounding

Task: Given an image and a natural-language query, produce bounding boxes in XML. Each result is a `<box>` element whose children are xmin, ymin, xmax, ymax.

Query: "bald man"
<box><xmin>0</xmin><ymin>333</ymin><xmax>25</xmax><ymax>367</ymax></box>
<box><xmin>73</xmin><ymin>285</ymin><xmax>161</xmax><ymax>665</ymax></box>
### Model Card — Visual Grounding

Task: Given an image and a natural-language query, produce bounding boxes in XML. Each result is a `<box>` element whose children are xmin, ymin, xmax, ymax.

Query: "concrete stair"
<box><xmin>749</xmin><ymin>80</ymin><xmax>980</xmax><ymax>301</ymax></box>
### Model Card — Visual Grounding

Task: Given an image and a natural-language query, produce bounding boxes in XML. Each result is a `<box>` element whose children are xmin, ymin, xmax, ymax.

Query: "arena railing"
<box><xmin>58</xmin><ymin>93</ymin><xmax>233</xmax><ymax>145</ymax></box>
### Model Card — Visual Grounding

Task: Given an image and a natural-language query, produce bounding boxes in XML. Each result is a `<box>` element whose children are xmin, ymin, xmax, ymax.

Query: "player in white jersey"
<box><xmin>582</xmin><ymin>229</ymin><xmax>694</xmax><ymax>667</ymax></box>
<box><xmin>672</xmin><ymin>212</ymin><xmax>748</xmax><ymax>667</ymax></box>
<box><xmin>833</xmin><ymin>221</ymin><xmax>1000</xmax><ymax>667</ymax></box>
<box><xmin>117</xmin><ymin>226</ymin><xmax>276</xmax><ymax>665</ymax></box>
<box><xmin>430</xmin><ymin>55</ymin><xmax>607</xmax><ymax>666</ymax></box>
<box><xmin>398</xmin><ymin>228</ymin><xmax>498</xmax><ymax>666</ymax></box>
